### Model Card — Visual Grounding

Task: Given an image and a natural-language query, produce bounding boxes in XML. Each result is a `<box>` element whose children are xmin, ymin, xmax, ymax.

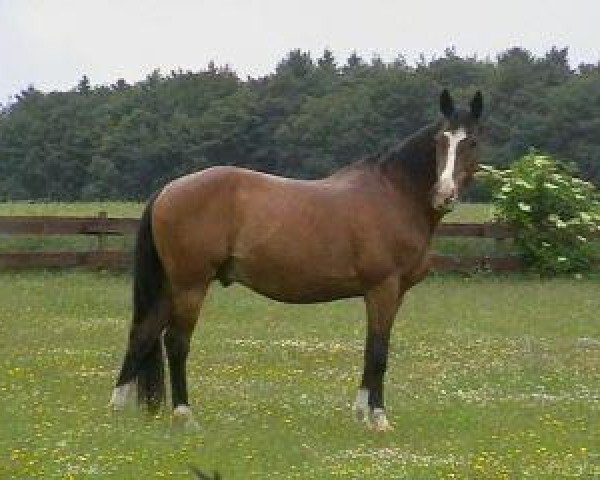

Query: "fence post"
<box><xmin>97</xmin><ymin>211</ymin><xmax>107</xmax><ymax>253</ymax></box>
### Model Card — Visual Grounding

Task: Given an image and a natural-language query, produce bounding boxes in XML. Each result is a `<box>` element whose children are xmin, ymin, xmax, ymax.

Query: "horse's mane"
<box><xmin>354</xmin><ymin>121</ymin><xmax>440</xmax><ymax>183</ymax></box>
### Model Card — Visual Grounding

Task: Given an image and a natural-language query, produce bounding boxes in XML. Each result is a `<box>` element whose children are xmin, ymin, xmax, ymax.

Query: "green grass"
<box><xmin>0</xmin><ymin>201</ymin><xmax>144</xmax><ymax>217</ymax></box>
<box><xmin>0</xmin><ymin>271</ymin><xmax>598</xmax><ymax>478</ymax></box>
<box><xmin>444</xmin><ymin>203</ymin><xmax>496</xmax><ymax>223</ymax></box>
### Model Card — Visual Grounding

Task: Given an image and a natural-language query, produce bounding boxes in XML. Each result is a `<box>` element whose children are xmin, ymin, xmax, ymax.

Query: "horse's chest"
<box><xmin>353</xmin><ymin>222</ymin><xmax>430</xmax><ymax>285</ymax></box>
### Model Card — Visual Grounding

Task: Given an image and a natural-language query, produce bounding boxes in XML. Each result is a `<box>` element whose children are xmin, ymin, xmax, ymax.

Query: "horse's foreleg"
<box><xmin>355</xmin><ymin>334</ymin><xmax>394</xmax><ymax>431</ymax></box>
<box><xmin>164</xmin><ymin>286</ymin><xmax>206</xmax><ymax>429</ymax></box>
<box><xmin>355</xmin><ymin>276</ymin><xmax>402</xmax><ymax>431</ymax></box>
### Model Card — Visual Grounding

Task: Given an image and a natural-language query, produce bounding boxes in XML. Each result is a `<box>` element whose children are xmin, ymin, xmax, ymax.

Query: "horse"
<box><xmin>109</xmin><ymin>89</ymin><xmax>483</xmax><ymax>431</ymax></box>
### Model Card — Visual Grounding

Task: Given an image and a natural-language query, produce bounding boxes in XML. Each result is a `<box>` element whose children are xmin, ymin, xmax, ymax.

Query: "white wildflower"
<box><xmin>515</xmin><ymin>179</ymin><xmax>533</xmax><ymax>189</ymax></box>
<box><xmin>548</xmin><ymin>214</ymin><xmax>560</xmax><ymax>223</ymax></box>
<box><xmin>547</xmin><ymin>214</ymin><xmax>567</xmax><ymax>228</ymax></box>
<box><xmin>518</xmin><ymin>202</ymin><xmax>532</xmax><ymax>212</ymax></box>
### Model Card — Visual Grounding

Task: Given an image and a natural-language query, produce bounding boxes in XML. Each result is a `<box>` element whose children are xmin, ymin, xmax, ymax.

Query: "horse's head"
<box><xmin>432</xmin><ymin>89</ymin><xmax>483</xmax><ymax>211</ymax></box>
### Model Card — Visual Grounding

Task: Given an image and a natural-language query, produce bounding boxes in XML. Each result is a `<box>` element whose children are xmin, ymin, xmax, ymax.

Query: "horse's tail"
<box><xmin>132</xmin><ymin>192</ymin><xmax>167</xmax><ymax>410</ymax></box>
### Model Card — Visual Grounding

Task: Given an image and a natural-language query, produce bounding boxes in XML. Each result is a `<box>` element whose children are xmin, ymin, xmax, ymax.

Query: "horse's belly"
<box><xmin>242</xmin><ymin>278</ymin><xmax>365</xmax><ymax>304</ymax></box>
<box><xmin>224</xmin><ymin>255</ymin><xmax>363</xmax><ymax>304</ymax></box>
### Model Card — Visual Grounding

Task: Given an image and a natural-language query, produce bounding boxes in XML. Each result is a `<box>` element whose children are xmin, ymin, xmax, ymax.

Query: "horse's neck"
<box><xmin>377</xmin><ymin>143</ymin><xmax>440</xmax><ymax>233</ymax></box>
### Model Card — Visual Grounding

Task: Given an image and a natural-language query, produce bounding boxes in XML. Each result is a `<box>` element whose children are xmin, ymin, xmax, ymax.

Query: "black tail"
<box><xmin>132</xmin><ymin>193</ymin><xmax>167</xmax><ymax>410</ymax></box>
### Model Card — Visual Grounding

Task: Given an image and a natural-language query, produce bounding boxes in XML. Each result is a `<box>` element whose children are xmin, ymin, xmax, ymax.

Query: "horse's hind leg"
<box><xmin>110</xmin><ymin>297</ymin><xmax>170</xmax><ymax>411</ymax></box>
<box><xmin>163</xmin><ymin>284</ymin><xmax>207</xmax><ymax>428</ymax></box>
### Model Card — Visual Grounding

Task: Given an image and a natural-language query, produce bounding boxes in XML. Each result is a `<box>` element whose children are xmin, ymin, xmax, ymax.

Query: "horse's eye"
<box><xmin>470</xmin><ymin>140</ymin><xmax>477</xmax><ymax>148</ymax></box>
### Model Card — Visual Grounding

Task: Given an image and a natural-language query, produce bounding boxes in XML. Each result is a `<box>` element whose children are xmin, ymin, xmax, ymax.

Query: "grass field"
<box><xmin>0</xmin><ymin>201</ymin><xmax>145</xmax><ymax>218</ymax></box>
<box><xmin>0</xmin><ymin>271</ymin><xmax>598</xmax><ymax>478</ymax></box>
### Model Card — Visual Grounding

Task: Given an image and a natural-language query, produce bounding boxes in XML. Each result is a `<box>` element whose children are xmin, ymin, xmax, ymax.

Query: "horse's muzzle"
<box><xmin>432</xmin><ymin>186</ymin><xmax>458</xmax><ymax>211</ymax></box>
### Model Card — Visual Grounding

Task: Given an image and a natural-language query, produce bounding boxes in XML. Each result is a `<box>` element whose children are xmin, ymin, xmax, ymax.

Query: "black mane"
<box><xmin>356</xmin><ymin>120</ymin><xmax>441</xmax><ymax>187</ymax></box>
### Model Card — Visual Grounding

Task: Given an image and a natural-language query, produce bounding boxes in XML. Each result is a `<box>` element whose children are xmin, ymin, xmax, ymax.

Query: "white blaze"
<box><xmin>439</xmin><ymin>128</ymin><xmax>467</xmax><ymax>195</ymax></box>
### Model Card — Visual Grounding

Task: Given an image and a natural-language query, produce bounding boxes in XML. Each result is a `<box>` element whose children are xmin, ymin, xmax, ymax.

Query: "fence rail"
<box><xmin>0</xmin><ymin>213</ymin><xmax>561</xmax><ymax>273</ymax></box>
<box><xmin>0</xmin><ymin>215</ymin><xmax>139</xmax><ymax>235</ymax></box>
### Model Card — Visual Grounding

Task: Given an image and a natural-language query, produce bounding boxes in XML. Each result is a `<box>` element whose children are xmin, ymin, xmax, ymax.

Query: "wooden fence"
<box><xmin>0</xmin><ymin>212</ymin><xmax>529</xmax><ymax>272</ymax></box>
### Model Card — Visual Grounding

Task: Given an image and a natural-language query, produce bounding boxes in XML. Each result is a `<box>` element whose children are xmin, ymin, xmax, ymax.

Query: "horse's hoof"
<box><xmin>172</xmin><ymin>405</ymin><xmax>199</xmax><ymax>431</ymax></box>
<box><xmin>369</xmin><ymin>408</ymin><xmax>393</xmax><ymax>432</ymax></box>
<box><xmin>354</xmin><ymin>406</ymin><xmax>367</xmax><ymax>423</ymax></box>
<box><xmin>108</xmin><ymin>383</ymin><xmax>132</xmax><ymax>411</ymax></box>
<box><xmin>352</xmin><ymin>388</ymin><xmax>370</xmax><ymax>424</ymax></box>
<box><xmin>353</xmin><ymin>404</ymin><xmax>370</xmax><ymax>424</ymax></box>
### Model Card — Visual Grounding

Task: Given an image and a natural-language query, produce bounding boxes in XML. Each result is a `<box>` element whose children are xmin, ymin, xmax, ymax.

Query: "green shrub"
<box><xmin>479</xmin><ymin>151</ymin><xmax>600</xmax><ymax>274</ymax></box>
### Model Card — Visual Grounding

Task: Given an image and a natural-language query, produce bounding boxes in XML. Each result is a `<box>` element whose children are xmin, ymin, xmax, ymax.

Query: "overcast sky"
<box><xmin>1</xmin><ymin>0</ymin><xmax>599</xmax><ymax>102</ymax></box>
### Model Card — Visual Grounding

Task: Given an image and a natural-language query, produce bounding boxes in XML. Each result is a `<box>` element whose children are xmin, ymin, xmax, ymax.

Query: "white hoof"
<box><xmin>173</xmin><ymin>405</ymin><xmax>199</xmax><ymax>430</ymax></box>
<box><xmin>109</xmin><ymin>383</ymin><xmax>133</xmax><ymax>411</ymax></box>
<box><xmin>370</xmin><ymin>408</ymin><xmax>393</xmax><ymax>432</ymax></box>
<box><xmin>353</xmin><ymin>388</ymin><xmax>370</xmax><ymax>424</ymax></box>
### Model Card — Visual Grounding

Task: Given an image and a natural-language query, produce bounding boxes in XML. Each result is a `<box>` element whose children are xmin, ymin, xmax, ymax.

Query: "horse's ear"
<box><xmin>470</xmin><ymin>90</ymin><xmax>483</xmax><ymax>120</ymax></box>
<box><xmin>440</xmin><ymin>89</ymin><xmax>454</xmax><ymax>118</ymax></box>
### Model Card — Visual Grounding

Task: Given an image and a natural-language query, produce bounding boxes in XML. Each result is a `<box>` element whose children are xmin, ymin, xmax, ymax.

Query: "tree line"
<box><xmin>1</xmin><ymin>46</ymin><xmax>599</xmax><ymax>201</ymax></box>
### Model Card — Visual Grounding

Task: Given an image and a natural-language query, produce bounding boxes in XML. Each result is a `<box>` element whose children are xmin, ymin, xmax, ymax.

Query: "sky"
<box><xmin>1</xmin><ymin>0</ymin><xmax>599</xmax><ymax>102</ymax></box>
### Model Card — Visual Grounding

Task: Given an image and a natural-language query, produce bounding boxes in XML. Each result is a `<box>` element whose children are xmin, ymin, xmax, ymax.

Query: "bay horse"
<box><xmin>110</xmin><ymin>89</ymin><xmax>483</xmax><ymax>431</ymax></box>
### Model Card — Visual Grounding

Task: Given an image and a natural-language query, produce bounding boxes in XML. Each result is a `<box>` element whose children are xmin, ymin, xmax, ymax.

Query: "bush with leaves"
<box><xmin>480</xmin><ymin>151</ymin><xmax>600</xmax><ymax>274</ymax></box>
